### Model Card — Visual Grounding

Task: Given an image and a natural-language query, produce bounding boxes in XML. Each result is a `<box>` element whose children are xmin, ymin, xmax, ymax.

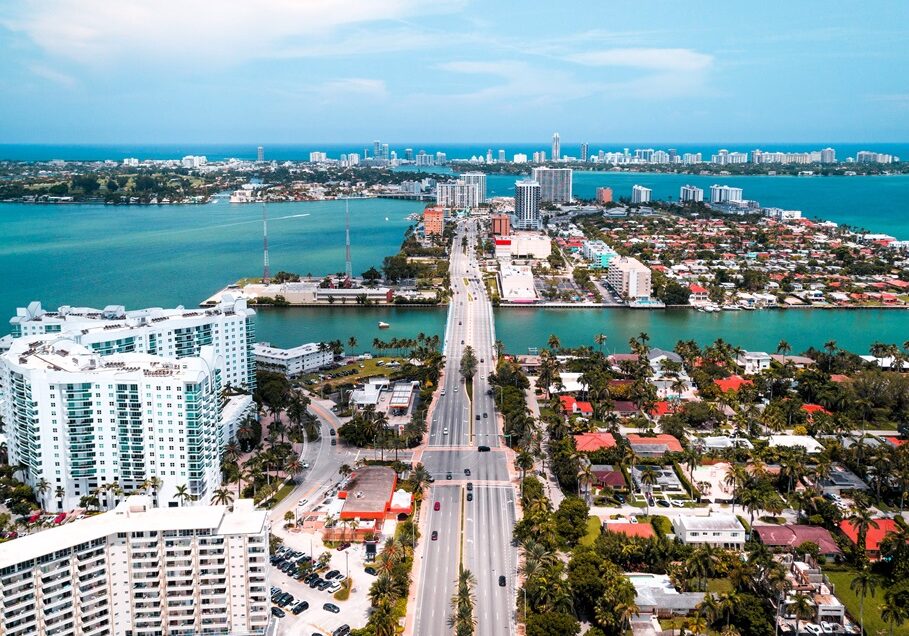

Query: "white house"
<box><xmin>737</xmin><ymin>351</ymin><xmax>772</xmax><ymax>375</ymax></box>
<box><xmin>672</xmin><ymin>514</ymin><xmax>746</xmax><ymax>549</ymax></box>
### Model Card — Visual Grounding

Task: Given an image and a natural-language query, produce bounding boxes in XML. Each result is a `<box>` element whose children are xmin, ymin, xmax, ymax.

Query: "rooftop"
<box><xmin>673</xmin><ymin>514</ymin><xmax>744</xmax><ymax>533</ymax></box>
<box><xmin>340</xmin><ymin>466</ymin><xmax>397</xmax><ymax>518</ymax></box>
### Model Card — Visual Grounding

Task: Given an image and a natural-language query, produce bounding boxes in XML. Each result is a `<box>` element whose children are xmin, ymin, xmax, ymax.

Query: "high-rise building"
<box><xmin>498</xmin><ymin>149</ymin><xmax>506</xmax><ymax>163</ymax></box>
<box><xmin>513</xmin><ymin>153</ymin><xmax>528</xmax><ymax>164</ymax></box>
<box><xmin>415</xmin><ymin>150</ymin><xmax>434</xmax><ymax>166</ymax></box>
<box><xmin>0</xmin><ymin>496</ymin><xmax>270</xmax><ymax>636</ymax></box>
<box><xmin>580</xmin><ymin>143</ymin><xmax>589</xmax><ymax>162</ymax></box>
<box><xmin>435</xmin><ymin>151</ymin><xmax>447</xmax><ymax>165</ymax></box>
<box><xmin>7</xmin><ymin>296</ymin><xmax>257</xmax><ymax>391</ymax></box>
<box><xmin>309</xmin><ymin>151</ymin><xmax>327</xmax><ymax>163</ymax></box>
<box><xmin>405</xmin><ymin>148</ymin><xmax>414</xmax><ymax>161</ymax></box>
<box><xmin>551</xmin><ymin>132</ymin><xmax>560</xmax><ymax>162</ymax></box>
<box><xmin>491</xmin><ymin>214</ymin><xmax>511</xmax><ymax>236</ymax></box>
<box><xmin>346</xmin><ymin>152</ymin><xmax>360</xmax><ymax>166</ymax></box>
<box><xmin>607</xmin><ymin>256</ymin><xmax>652</xmax><ymax>300</ymax></box>
<box><xmin>710</xmin><ymin>185</ymin><xmax>744</xmax><ymax>204</ymax></box>
<box><xmin>1</xmin><ymin>338</ymin><xmax>226</xmax><ymax>511</ymax></box>
<box><xmin>373</xmin><ymin>140</ymin><xmax>383</xmax><ymax>160</ymax></box>
<box><xmin>820</xmin><ymin>147</ymin><xmax>837</xmax><ymax>163</ymax></box>
<box><xmin>596</xmin><ymin>187</ymin><xmax>613</xmax><ymax>204</ymax></box>
<box><xmin>460</xmin><ymin>172</ymin><xmax>487</xmax><ymax>203</ymax></box>
<box><xmin>486</xmin><ymin>149</ymin><xmax>493</xmax><ymax>164</ymax></box>
<box><xmin>423</xmin><ymin>207</ymin><xmax>445</xmax><ymax>236</ymax></box>
<box><xmin>514</xmin><ymin>180</ymin><xmax>541</xmax><ymax>230</ymax></box>
<box><xmin>680</xmin><ymin>185</ymin><xmax>704</xmax><ymax>202</ymax></box>
<box><xmin>532</xmin><ymin>167</ymin><xmax>572</xmax><ymax>203</ymax></box>
<box><xmin>631</xmin><ymin>185</ymin><xmax>652</xmax><ymax>204</ymax></box>
<box><xmin>382</xmin><ymin>144</ymin><xmax>390</xmax><ymax>161</ymax></box>
<box><xmin>436</xmin><ymin>181</ymin><xmax>479</xmax><ymax>208</ymax></box>
<box><xmin>257</xmin><ymin>145</ymin><xmax>264</xmax><ymax>162</ymax></box>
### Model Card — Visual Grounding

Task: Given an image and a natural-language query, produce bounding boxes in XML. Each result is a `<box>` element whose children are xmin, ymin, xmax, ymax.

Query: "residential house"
<box><xmin>672</xmin><ymin>514</ymin><xmax>746</xmax><ymax>549</ymax></box>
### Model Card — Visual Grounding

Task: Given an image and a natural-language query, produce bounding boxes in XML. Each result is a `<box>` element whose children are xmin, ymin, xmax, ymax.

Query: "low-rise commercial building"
<box><xmin>254</xmin><ymin>341</ymin><xmax>334</xmax><ymax>376</ymax></box>
<box><xmin>0</xmin><ymin>496</ymin><xmax>270</xmax><ymax>636</ymax></box>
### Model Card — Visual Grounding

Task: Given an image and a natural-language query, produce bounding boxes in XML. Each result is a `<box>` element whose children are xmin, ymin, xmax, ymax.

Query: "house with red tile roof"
<box><xmin>574</xmin><ymin>432</ymin><xmax>617</xmax><ymax>452</ymax></box>
<box><xmin>838</xmin><ymin>518</ymin><xmax>899</xmax><ymax>559</ymax></box>
<box><xmin>590</xmin><ymin>465</ymin><xmax>626</xmax><ymax>488</ymax></box>
<box><xmin>649</xmin><ymin>401</ymin><xmax>673</xmax><ymax>419</ymax></box>
<box><xmin>754</xmin><ymin>524</ymin><xmax>841</xmax><ymax>558</ymax></box>
<box><xmin>801</xmin><ymin>404</ymin><xmax>831</xmax><ymax>420</ymax></box>
<box><xmin>714</xmin><ymin>375</ymin><xmax>752</xmax><ymax>393</ymax></box>
<box><xmin>626</xmin><ymin>433</ymin><xmax>683</xmax><ymax>457</ymax></box>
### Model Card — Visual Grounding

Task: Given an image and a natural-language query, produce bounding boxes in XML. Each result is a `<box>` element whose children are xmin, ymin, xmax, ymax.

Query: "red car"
<box><xmin>433</xmin><ymin>501</ymin><xmax>440</xmax><ymax>511</ymax></box>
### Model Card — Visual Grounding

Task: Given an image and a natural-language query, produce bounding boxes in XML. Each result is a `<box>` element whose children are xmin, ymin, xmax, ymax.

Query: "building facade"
<box><xmin>0</xmin><ymin>496</ymin><xmax>269</xmax><ymax>636</ymax></box>
<box><xmin>513</xmin><ymin>180</ymin><xmax>542</xmax><ymax>230</ymax></box>
<box><xmin>491</xmin><ymin>214</ymin><xmax>511</xmax><ymax>236</ymax></box>
<box><xmin>459</xmin><ymin>172</ymin><xmax>487</xmax><ymax>204</ymax></box>
<box><xmin>435</xmin><ymin>180</ymin><xmax>479</xmax><ymax>208</ymax></box>
<box><xmin>532</xmin><ymin>167</ymin><xmax>572</xmax><ymax>203</ymax></box>
<box><xmin>581</xmin><ymin>240</ymin><xmax>618</xmax><ymax>269</ymax></box>
<box><xmin>254</xmin><ymin>341</ymin><xmax>334</xmax><ymax>376</ymax></box>
<box><xmin>423</xmin><ymin>207</ymin><xmax>445</xmax><ymax>236</ymax></box>
<box><xmin>1</xmin><ymin>338</ymin><xmax>225</xmax><ymax>511</ymax></box>
<box><xmin>672</xmin><ymin>514</ymin><xmax>746</xmax><ymax>549</ymax></box>
<box><xmin>710</xmin><ymin>185</ymin><xmax>744</xmax><ymax>204</ymax></box>
<box><xmin>631</xmin><ymin>185</ymin><xmax>652</xmax><ymax>204</ymax></box>
<box><xmin>606</xmin><ymin>256</ymin><xmax>652</xmax><ymax>300</ymax></box>
<box><xmin>680</xmin><ymin>185</ymin><xmax>704</xmax><ymax>202</ymax></box>
<box><xmin>551</xmin><ymin>132</ymin><xmax>560</xmax><ymax>161</ymax></box>
<box><xmin>7</xmin><ymin>295</ymin><xmax>256</xmax><ymax>392</ymax></box>
<box><xmin>596</xmin><ymin>187</ymin><xmax>613</xmax><ymax>204</ymax></box>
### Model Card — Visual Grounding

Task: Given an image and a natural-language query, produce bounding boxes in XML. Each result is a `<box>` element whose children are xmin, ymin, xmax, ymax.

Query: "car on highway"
<box><xmin>466</xmin><ymin>482</ymin><xmax>473</xmax><ymax>491</ymax></box>
<box><xmin>271</xmin><ymin>607</ymin><xmax>286</xmax><ymax>618</ymax></box>
<box><xmin>483</xmin><ymin>412</ymin><xmax>488</xmax><ymax>418</ymax></box>
<box><xmin>475</xmin><ymin>415</ymin><xmax>481</xmax><ymax>420</ymax></box>
<box><xmin>443</xmin><ymin>427</ymin><xmax>448</xmax><ymax>435</ymax></box>
<box><xmin>323</xmin><ymin>603</ymin><xmax>340</xmax><ymax>614</ymax></box>
<box><xmin>441</xmin><ymin>389</ymin><xmax>446</xmax><ymax>396</ymax></box>
<box><xmin>446</xmin><ymin>472</ymin><xmax>453</xmax><ymax>480</ymax></box>
<box><xmin>464</xmin><ymin>468</ymin><xmax>471</xmax><ymax>476</ymax></box>
<box><xmin>467</xmin><ymin>493</ymin><xmax>473</xmax><ymax>501</ymax></box>
<box><xmin>431</xmin><ymin>530</ymin><xmax>438</xmax><ymax>541</ymax></box>
<box><xmin>434</xmin><ymin>501</ymin><xmax>441</xmax><ymax>511</ymax></box>
<box><xmin>461</xmin><ymin>340</ymin><xmax>464</xmax><ymax>344</ymax></box>
<box><xmin>454</xmin><ymin>386</ymin><xmax>458</xmax><ymax>392</ymax></box>
<box><xmin>498</xmin><ymin>575</ymin><xmax>506</xmax><ymax>587</ymax></box>
<box><xmin>296</xmin><ymin>498</ymin><xmax>308</xmax><ymax>507</ymax></box>
<box><xmin>331</xmin><ymin>439</ymin><xmax>337</xmax><ymax>446</ymax></box>
<box><xmin>478</xmin><ymin>446</ymin><xmax>490</xmax><ymax>452</ymax></box>
<box><xmin>329</xmin><ymin>429</ymin><xmax>336</xmax><ymax>436</ymax></box>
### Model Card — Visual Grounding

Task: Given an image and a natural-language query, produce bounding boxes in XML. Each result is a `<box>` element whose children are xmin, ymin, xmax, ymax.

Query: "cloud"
<box><xmin>321</xmin><ymin>78</ymin><xmax>387</xmax><ymax>98</ymax></box>
<box><xmin>27</xmin><ymin>63</ymin><xmax>76</xmax><ymax>87</ymax></box>
<box><xmin>2</xmin><ymin>0</ymin><xmax>463</xmax><ymax>66</ymax></box>
<box><xmin>566</xmin><ymin>48</ymin><xmax>713</xmax><ymax>72</ymax></box>
<box><xmin>433</xmin><ymin>60</ymin><xmax>597</xmax><ymax>105</ymax></box>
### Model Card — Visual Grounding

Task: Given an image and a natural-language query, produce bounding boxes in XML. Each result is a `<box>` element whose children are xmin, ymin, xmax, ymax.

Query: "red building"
<box><xmin>491</xmin><ymin>214</ymin><xmax>511</xmax><ymax>236</ymax></box>
<box><xmin>423</xmin><ymin>207</ymin><xmax>445</xmax><ymax>236</ymax></box>
<box><xmin>596</xmin><ymin>187</ymin><xmax>613</xmax><ymax>204</ymax></box>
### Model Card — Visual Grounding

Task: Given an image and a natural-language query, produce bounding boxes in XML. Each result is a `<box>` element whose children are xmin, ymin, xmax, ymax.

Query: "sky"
<box><xmin>0</xmin><ymin>0</ymin><xmax>907</xmax><ymax>144</ymax></box>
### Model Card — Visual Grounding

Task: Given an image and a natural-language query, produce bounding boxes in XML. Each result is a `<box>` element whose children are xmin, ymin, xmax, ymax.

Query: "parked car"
<box><xmin>292</xmin><ymin>601</ymin><xmax>309</xmax><ymax>614</ymax></box>
<box><xmin>324</xmin><ymin>603</ymin><xmax>340</xmax><ymax>614</ymax></box>
<box><xmin>327</xmin><ymin>581</ymin><xmax>342</xmax><ymax>593</ymax></box>
<box><xmin>336</xmin><ymin>543</ymin><xmax>351</xmax><ymax>551</ymax></box>
<box><xmin>333</xmin><ymin>626</ymin><xmax>351</xmax><ymax>636</ymax></box>
<box><xmin>365</xmin><ymin>566</ymin><xmax>377</xmax><ymax>576</ymax></box>
<box><xmin>271</xmin><ymin>607</ymin><xmax>286</xmax><ymax>618</ymax></box>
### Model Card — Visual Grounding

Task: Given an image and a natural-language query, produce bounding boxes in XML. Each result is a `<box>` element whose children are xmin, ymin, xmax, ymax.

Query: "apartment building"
<box><xmin>435</xmin><ymin>180</ymin><xmax>479</xmax><ymax>208</ymax></box>
<box><xmin>581</xmin><ymin>240</ymin><xmax>618</xmax><ymax>269</ymax></box>
<box><xmin>254</xmin><ymin>341</ymin><xmax>334</xmax><ymax>376</ymax></box>
<box><xmin>532</xmin><ymin>167</ymin><xmax>572</xmax><ymax>203</ymax></box>
<box><xmin>7</xmin><ymin>294</ymin><xmax>256</xmax><ymax>391</ymax></box>
<box><xmin>631</xmin><ymin>185</ymin><xmax>652</xmax><ymax>204</ymax></box>
<box><xmin>606</xmin><ymin>256</ymin><xmax>652</xmax><ymax>300</ymax></box>
<box><xmin>0</xmin><ymin>496</ymin><xmax>270</xmax><ymax>636</ymax></box>
<box><xmin>672</xmin><ymin>514</ymin><xmax>746</xmax><ymax>549</ymax></box>
<box><xmin>1</xmin><ymin>338</ymin><xmax>224</xmax><ymax>511</ymax></box>
<box><xmin>459</xmin><ymin>172</ymin><xmax>487</xmax><ymax>204</ymax></box>
<box><xmin>423</xmin><ymin>207</ymin><xmax>445</xmax><ymax>236</ymax></box>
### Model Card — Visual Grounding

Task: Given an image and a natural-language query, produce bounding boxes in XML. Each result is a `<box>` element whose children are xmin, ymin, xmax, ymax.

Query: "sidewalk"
<box><xmin>525</xmin><ymin>378</ymin><xmax>565</xmax><ymax>508</ymax></box>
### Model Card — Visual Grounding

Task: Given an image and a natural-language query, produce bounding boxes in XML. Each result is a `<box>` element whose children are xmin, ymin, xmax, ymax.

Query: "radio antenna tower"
<box><xmin>344</xmin><ymin>198</ymin><xmax>352</xmax><ymax>280</ymax></box>
<box><xmin>262</xmin><ymin>203</ymin><xmax>271</xmax><ymax>284</ymax></box>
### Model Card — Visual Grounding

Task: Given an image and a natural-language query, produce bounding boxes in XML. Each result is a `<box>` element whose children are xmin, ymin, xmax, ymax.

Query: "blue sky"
<box><xmin>0</xmin><ymin>0</ymin><xmax>907</xmax><ymax>143</ymax></box>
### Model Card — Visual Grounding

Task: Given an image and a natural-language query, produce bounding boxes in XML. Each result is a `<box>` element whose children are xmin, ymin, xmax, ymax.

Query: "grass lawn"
<box><xmin>706</xmin><ymin>578</ymin><xmax>733</xmax><ymax>594</ymax></box>
<box><xmin>826</xmin><ymin>569</ymin><xmax>909</xmax><ymax>636</ymax></box>
<box><xmin>301</xmin><ymin>357</ymin><xmax>405</xmax><ymax>390</ymax></box>
<box><xmin>579</xmin><ymin>516</ymin><xmax>601</xmax><ymax>547</ymax></box>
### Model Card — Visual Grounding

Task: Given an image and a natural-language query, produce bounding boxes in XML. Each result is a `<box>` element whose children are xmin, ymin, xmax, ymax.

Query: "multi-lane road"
<box><xmin>414</xmin><ymin>219</ymin><xmax>518</xmax><ymax>636</ymax></box>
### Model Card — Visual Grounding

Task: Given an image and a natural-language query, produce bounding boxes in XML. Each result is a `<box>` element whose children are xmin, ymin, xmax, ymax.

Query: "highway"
<box><xmin>414</xmin><ymin>219</ymin><xmax>517</xmax><ymax>636</ymax></box>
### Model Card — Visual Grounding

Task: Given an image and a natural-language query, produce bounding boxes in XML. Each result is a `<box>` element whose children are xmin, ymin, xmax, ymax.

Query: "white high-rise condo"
<box><xmin>680</xmin><ymin>185</ymin><xmax>704</xmax><ymax>202</ymax></box>
<box><xmin>436</xmin><ymin>180</ymin><xmax>480</xmax><ymax>208</ymax></box>
<box><xmin>514</xmin><ymin>180</ymin><xmax>542</xmax><ymax>230</ymax></box>
<box><xmin>1</xmin><ymin>338</ymin><xmax>226</xmax><ymax>511</ymax></box>
<box><xmin>459</xmin><ymin>172</ymin><xmax>487</xmax><ymax>203</ymax></box>
<box><xmin>0</xmin><ymin>496</ymin><xmax>270</xmax><ymax>636</ymax></box>
<box><xmin>551</xmin><ymin>132</ymin><xmax>560</xmax><ymax>162</ymax></box>
<box><xmin>532</xmin><ymin>167</ymin><xmax>572</xmax><ymax>203</ymax></box>
<box><xmin>6</xmin><ymin>295</ymin><xmax>257</xmax><ymax>391</ymax></box>
<box><xmin>710</xmin><ymin>185</ymin><xmax>744</xmax><ymax>204</ymax></box>
<box><xmin>631</xmin><ymin>185</ymin><xmax>652</xmax><ymax>204</ymax></box>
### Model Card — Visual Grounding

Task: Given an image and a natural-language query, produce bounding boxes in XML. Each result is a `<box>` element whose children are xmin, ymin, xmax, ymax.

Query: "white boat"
<box><xmin>723</xmin><ymin>305</ymin><xmax>741</xmax><ymax>311</ymax></box>
<box><xmin>378</xmin><ymin>322</ymin><xmax>390</xmax><ymax>329</ymax></box>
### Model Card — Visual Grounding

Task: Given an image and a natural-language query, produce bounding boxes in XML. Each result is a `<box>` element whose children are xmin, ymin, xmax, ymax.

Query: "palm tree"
<box><xmin>847</xmin><ymin>507</ymin><xmax>880</xmax><ymax>561</ymax></box>
<box><xmin>850</xmin><ymin>566</ymin><xmax>880</xmax><ymax>636</ymax></box>
<box><xmin>594</xmin><ymin>333</ymin><xmax>608</xmax><ymax>353</ymax></box>
<box><xmin>515</xmin><ymin>451</ymin><xmax>534</xmax><ymax>489</ymax></box>
<box><xmin>547</xmin><ymin>334</ymin><xmax>561</xmax><ymax>351</ymax></box>
<box><xmin>776</xmin><ymin>340</ymin><xmax>792</xmax><ymax>356</ymax></box>
<box><xmin>881</xmin><ymin>588</ymin><xmax>909</xmax><ymax>636</ymax></box>
<box><xmin>639</xmin><ymin>465</ymin><xmax>658</xmax><ymax>514</ymax></box>
<box><xmin>577</xmin><ymin>461</ymin><xmax>595</xmax><ymax>504</ymax></box>
<box><xmin>173</xmin><ymin>484</ymin><xmax>196</xmax><ymax>506</ymax></box>
<box><xmin>788</xmin><ymin>592</ymin><xmax>815</xmax><ymax>628</ymax></box>
<box><xmin>211</xmin><ymin>487</ymin><xmax>234</xmax><ymax>506</ymax></box>
<box><xmin>348</xmin><ymin>336</ymin><xmax>358</xmax><ymax>352</ymax></box>
<box><xmin>285</xmin><ymin>458</ymin><xmax>304</xmax><ymax>483</ymax></box>
<box><xmin>54</xmin><ymin>485</ymin><xmax>65</xmax><ymax>510</ymax></box>
<box><xmin>35</xmin><ymin>478</ymin><xmax>50</xmax><ymax>509</ymax></box>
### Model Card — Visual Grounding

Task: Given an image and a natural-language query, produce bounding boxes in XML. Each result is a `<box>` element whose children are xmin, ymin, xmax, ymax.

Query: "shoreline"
<box><xmin>235</xmin><ymin>302</ymin><xmax>909</xmax><ymax>312</ymax></box>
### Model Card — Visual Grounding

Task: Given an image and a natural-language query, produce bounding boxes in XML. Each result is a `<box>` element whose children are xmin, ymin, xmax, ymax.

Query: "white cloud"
<box><xmin>3</xmin><ymin>0</ymin><xmax>463</xmax><ymax>66</ymax></box>
<box><xmin>433</xmin><ymin>60</ymin><xmax>597</xmax><ymax>105</ymax></box>
<box><xmin>27</xmin><ymin>63</ymin><xmax>76</xmax><ymax>87</ymax></box>
<box><xmin>566</xmin><ymin>48</ymin><xmax>713</xmax><ymax>72</ymax></box>
<box><xmin>321</xmin><ymin>78</ymin><xmax>387</xmax><ymax>98</ymax></box>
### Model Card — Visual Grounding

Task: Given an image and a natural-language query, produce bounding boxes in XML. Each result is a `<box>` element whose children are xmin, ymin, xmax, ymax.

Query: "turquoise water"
<box><xmin>482</xmin><ymin>172</ymin><xmax>909</xmax><ymax>239</ymax></box>
<box><xmin>0</xmin><ymin>198</ymin><xmax>424</xmax><ymax>318</ymax></box>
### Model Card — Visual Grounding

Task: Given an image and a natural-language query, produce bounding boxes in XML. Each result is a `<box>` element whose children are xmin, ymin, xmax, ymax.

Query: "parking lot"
<box><xmin>269</xmin><ymin>535</ymin><xmax>373</xmax><ymax>635</ymax></box>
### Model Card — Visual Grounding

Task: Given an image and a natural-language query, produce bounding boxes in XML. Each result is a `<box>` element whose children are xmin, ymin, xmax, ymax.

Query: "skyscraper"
<box><xmin>552</xmin><ymin>132</ymin><xmax>560</xmax><ymax>162</ymax></box>
<box><xmin>580</xmin><ymin>143</ymin><xmax>589</xmax><ymax>162</ymax></box>
<box><xmin>532</xmin><ymin>167</ymin><xmax>573</xmax><ymax>203</ymax></box>
<box><xmin>256</xmin><ymin>145</ymin><xmax>264</xmax><ymax>162</ymax></box>
<box><xmin>486</xmin><ymin>149</ymin><xmax>493</xmax><ymax>163</ymax></box>
<box><xmin>373</xmin><ymin>140</ymin><xmax>382</xmax><ymax>160</ymax></box>
<box><xmin>680</xmin><ymin>185</ymin><xmax>704</xmax><ymax>202</ymax></box>
<box><xmin>405</xmin><ymin>148</ymin><xmax>414</xmax><ymax>161</ymax></box>
<box><xmin>460</xmin><ymin>172</ymin><xmax>487</xmax><ymax>203</ymax></box>
<box><xmin>631</xmin><ymin>185</ymin><xmax>652</xmax><ymax>204</ymax></box>
<box><xmin>498</xmin><ymin>149</ymin><xmax>506</xmax><ymax>162</ymax></box>
<box><xmin>514</xmin><ymin>180</ymin><xmax>541</xmax><ymax>230</ymax></box>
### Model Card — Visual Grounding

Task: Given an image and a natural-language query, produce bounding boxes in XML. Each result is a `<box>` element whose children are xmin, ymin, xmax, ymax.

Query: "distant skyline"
<box><xmin>1</xmin><ymin>1</ymin><xmax>907</xmax><ymax>144</ymax></box>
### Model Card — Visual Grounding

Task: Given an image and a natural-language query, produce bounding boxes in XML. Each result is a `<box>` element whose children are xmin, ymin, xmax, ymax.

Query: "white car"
<box><xmin>302</xmin><ymin>461</ymin><xmax>310</xmax><ymax>469</ymax></box>
<box><xmin>326</xmin><ymin>581</ymin><xmax>342</xmax><ymax>593</ymax></box>
<box><xmin>296</xmin><ymin>499</ymin><xmax>308</xmax><ymax>507</ymax></box>
<box><xmin>443</xmin><ymin>428</ymin><xmax>449</xmax><ymax>435</ymax></box>
<box><xmin>670</xmin><ymin>499</ymin><xmax>684</xmax><ymax>508</ymax></box>
<box><xmin>441</xmin><ymin>389</ymin><xmax>446</xmax><ymax>396</ymax></box>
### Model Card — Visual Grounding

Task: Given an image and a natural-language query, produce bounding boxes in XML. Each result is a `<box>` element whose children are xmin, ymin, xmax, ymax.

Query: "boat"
<box><xmin>723</xmin><ymin>305</ymin><xmax>741</xmax><ymax>311</ymax></box>
<box><xmin>378</xmin><ymin>322</ymin><xmax>390</xmax><ymax>329</ymax></box>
